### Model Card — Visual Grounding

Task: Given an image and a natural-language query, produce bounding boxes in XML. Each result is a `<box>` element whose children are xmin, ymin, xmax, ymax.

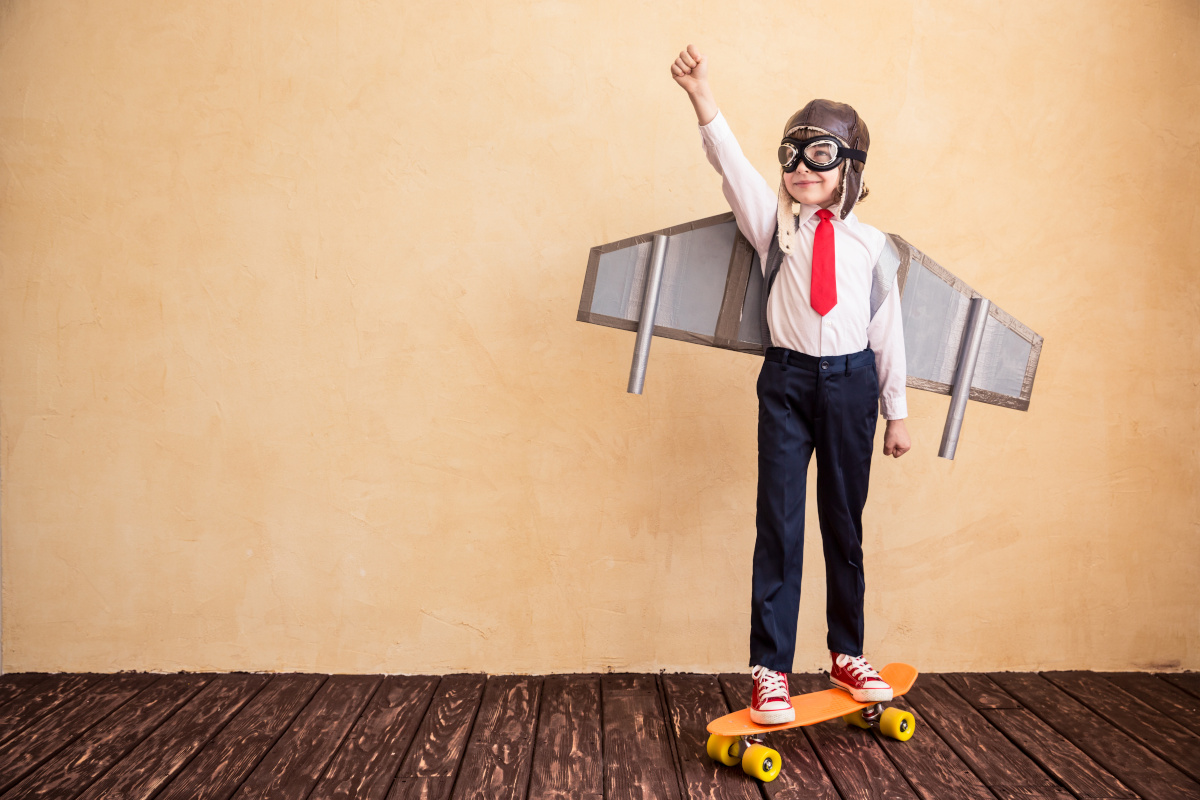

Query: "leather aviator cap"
<box><xmin>782</xmin><ymin>99</ymin><xmax>870</xmax><ymax>219</ymax></box>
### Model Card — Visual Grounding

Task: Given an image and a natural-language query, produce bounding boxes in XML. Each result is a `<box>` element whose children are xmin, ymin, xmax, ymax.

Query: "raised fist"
<box><xmin>671</xmin><ymin>44</ymin><xmax>708</xmax><ymax>93</ymax></box>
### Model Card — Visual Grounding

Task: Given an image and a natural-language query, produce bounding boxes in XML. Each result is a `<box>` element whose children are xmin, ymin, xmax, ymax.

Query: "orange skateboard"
<box><xmin>706</xmin><ymin>663</ymin><xmax>918</xmax><ymax>782</ymax></box>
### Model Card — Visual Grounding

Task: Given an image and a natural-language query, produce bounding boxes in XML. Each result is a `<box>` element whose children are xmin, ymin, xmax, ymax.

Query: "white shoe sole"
<box><xmin>831</xmin><ymin>678</ymin><xmax>893</xmax><ymax>703</ymax></box>
<box><xmin>750</xmin><ymin>706</ymin><xmax>796</xmax><ymax>725</ymax></box>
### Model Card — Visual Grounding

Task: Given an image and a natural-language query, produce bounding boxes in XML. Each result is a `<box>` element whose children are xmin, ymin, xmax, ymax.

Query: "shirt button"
<box><xmin>821</xmin><ymin>361</ymin><xmax>829</xmax><ymax>370</ymax></box>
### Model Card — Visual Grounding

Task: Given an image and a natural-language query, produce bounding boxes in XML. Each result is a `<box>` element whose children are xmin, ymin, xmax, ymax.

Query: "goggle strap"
<box><xmin>839</xmin><ymin>147</ymin><xmax>867</xmax><ymax>164</ymax></box>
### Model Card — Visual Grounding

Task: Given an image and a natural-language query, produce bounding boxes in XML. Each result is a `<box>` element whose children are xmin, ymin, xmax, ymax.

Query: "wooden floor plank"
<box><xmin>389</xmin><ymin>776</ymin><xmax>455</xmax><ymax>800</ymax></box>
<box><xmin>0</xmin><ymin>674</ymin><xmax>210</xmax><ymax>800</ymax></box>
<box><xmin>309</xmin><ymin>675</ymin><xmax>440</xmax><ymax>800</ymax></box>
<box><xmin>0</xmin><ymin>674</ymin><xmax>101</xmax><ymax>747</ymax></box>
<box><xmin>789</xmin><ymin>673</ymin><xmax>918</xmax><ymax>800</ymax></box>
<box><xmin>527</xmin><ymin>674</ymin><xmax>602</xmax><ymax>800</ymax></box>
<box><xmin>74</xmin><ymin>673</ymin><xmax>267</xmax><ymax>800</ymax></box>
<box><xmin>0</xmin><ymin>673</ymin><xmax>155</xmax><ymax>795</ymax></box>
<box><xmin>0</xmin><ymin>675</ymin><xmax>51</xmax><ymax>711</ymax></box>
<box><xmin>660</xmin><ymin>674</ymin><xmax>760</xmax><ymax>800</ymax></box>
<box><xmin>1101</xmin><ymin>672</ymin><xmax>1200</xmax><ymax>738</ymax></box>
<box><xmin>231</xmin><ymin>674</ymin><xmax>381</xmax><ymax>800</ymax></box>
<box><xmin>869</xmin><ymin>695</ymin><xmax>995</xmax><ymax>800</ymax></box>
<box><xmin>990</xmin><ymin>671</ymin><xmax>1200</xmax><ymax>800</ymax></box>
<box><xmin>905</xmin><ymin>674</ymin><xmax>1060</xmax><ymax>794</ymax></box>
<box><xmin>1157</xmin><ymin>673</ymin><xmax>1200</xmax><ymax>701</ymax></box>
<box><xmin>720</xmin><ymin>672</ymin><xmax>838</xmax><ymax>800</ymax></box>
<box><xmin>389</xmin><ymin>675</ymin><xmax>487</xmax><ymax>800</ymax></box>
<box><xmin>601</xmin><ymin>674</ymin><xmax>682</xmax><ymax>800</ymax></box>
<box><xmin>981</xmin><ymin>708</ymin><xmax>1135</xmax><ymax>798</ymax></box>
<box><xmin>1042</xmin><ymin>671</ymin><xmax>1200</xmax><ymax>783</ymax></box>
<box><xmin>450</xmin><ymin>675</ymin><xmax>542</xmax><ymax>800</ymax></box>
<box><xmin>985</xmin><ymin>789</ymin><xmax>1079</xmax><ymax>800</ymax></box>
<box><xmin>941</xmin><ymin>673</ymin><xmax>1021</xmax><ymax>709</ymax></box>
<box><xmin>155</xmin><ymin>674</ymin><xmax>326</xmax><ymax>800</ymax></box>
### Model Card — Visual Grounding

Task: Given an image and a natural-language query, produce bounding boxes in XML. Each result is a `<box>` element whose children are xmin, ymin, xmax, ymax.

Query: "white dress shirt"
<box><xmin>699</xmin><ymin>110</ymin><xmax>908</xmax><ymax>419</ymax></box>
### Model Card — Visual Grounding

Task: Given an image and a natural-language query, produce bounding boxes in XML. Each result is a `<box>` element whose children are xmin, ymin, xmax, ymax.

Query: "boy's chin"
<box><xmin>785</xmin><ymin>189</ymin><xmax>835</xmax><ymax>208</ymax></box>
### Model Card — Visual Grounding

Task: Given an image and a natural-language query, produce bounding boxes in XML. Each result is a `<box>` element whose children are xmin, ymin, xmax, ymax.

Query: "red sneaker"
<box><xmin>750</xmin><ymin>665</ymin><xmax>795</xmax><ymax>725</ymax></box>
<box><xmin>830</xmin><ymin>652</ymin><xmax>894</xmax><ymax>702</ymax></box>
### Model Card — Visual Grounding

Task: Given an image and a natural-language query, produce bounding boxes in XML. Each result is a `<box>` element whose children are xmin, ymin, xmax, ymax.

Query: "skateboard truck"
<box><xmin>858</xmin><ymin>702</ymin><xmax>884</xmax><ymax>725</ymax></box>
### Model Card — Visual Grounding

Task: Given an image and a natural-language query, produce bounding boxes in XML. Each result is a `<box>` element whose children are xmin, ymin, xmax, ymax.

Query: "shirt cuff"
<box><xmin>880</xmin><ymin>395</ymin><xmax>908</xmax><ymax>420</ymax></box>
<box><xmin>698</xmin><ymin>109</ymin><xmax>732</xmax><ymax>150</ymax></box>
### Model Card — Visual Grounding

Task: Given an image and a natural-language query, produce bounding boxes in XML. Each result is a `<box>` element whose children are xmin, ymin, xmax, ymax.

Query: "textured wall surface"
<box><xmin>1</xmin><ymin>0</ymin><xmax>1197</xmax><ymax>674</ymax></box>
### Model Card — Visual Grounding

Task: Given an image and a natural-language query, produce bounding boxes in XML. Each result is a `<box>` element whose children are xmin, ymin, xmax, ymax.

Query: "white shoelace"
<box><xmin>841</xmin><ymin>655</ymin><xmax>881</xmax><ymax>681</ymax></box>
<box><xmin>754</xmin><ymin>666</ymin><xmax>789</xmax><ymax>701</ymax></box>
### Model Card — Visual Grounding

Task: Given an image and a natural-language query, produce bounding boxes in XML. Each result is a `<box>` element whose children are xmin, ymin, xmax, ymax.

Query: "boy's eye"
<box><xmin>806</xmin><ymin>143</ymin><xmax>836</xmax><ymax>163</ymax></box>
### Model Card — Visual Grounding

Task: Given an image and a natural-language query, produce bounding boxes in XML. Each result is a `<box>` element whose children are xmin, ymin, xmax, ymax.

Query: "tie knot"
<box><xmin>816</xmin><ymin>209</ymin><xmax>834</xmax><ymax>221</ymax></box>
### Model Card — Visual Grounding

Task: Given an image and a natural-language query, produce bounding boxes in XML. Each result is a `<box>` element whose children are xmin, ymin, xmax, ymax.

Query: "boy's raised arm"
<box><xmin>670</xmin><ymin>45</ymin><xmax>777</xmax><ymax>259</ymax></box>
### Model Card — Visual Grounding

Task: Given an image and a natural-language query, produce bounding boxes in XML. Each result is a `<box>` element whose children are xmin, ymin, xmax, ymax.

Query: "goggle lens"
<box><xmin>804</xmin><ymin>139</ymin><xmax>839</xmax><ymax>167</ymax></box>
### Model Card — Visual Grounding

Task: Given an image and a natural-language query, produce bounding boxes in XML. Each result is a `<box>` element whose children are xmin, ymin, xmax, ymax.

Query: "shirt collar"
<box><xmin>796</xmin><ymin>203</ymin><xmax>845</xmax><ymax>227</ymax></box>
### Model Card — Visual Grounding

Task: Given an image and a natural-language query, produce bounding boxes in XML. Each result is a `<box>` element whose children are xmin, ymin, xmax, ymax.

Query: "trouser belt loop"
<box><xmin>845</xmin><ymin>357</ymin><xmax>851</xmax><ymax>377</ymax></box>
<box><xmin>781</xmin><ymin>351</ymin><xmax>789</xmax><ymax>371</ymax></box>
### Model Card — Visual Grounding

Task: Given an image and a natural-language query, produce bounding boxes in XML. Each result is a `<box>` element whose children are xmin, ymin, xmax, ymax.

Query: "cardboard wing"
<box><xmin>577</xmin><ymin>213</ymin><xmax>1044</xmax><ymax>458</ymax></box>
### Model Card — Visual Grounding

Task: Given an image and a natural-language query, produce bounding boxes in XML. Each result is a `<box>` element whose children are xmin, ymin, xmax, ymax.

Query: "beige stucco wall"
<box><xmin>1</xmin><ymin>0</ymin><xmax>1197</xmax><ymax>675</ymax></box>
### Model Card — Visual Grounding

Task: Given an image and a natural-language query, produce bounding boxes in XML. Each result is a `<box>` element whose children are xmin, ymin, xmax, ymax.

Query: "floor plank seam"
<box><xmin>443</xmin><ymin>675</ymin><xmax>490</xmax><ymax>800</ymax></box>
<box><xmin>655</xmin><ymin>673</ymin><xmax>688</xmax><ymax>800</ymax></box>
<box><xmin>379</xmin><ymin>675</ymin><xmax>442</xmax><ymax>800</ymax></box>
<box><xmin>794</xmin><ymin>681</ymin><xmax>844</xmax><ymax>800</ymax></box>
<box><xmin>229</xmin><ymin>674</ymin><xmax>330</xmax><ymax>800</ymax></box>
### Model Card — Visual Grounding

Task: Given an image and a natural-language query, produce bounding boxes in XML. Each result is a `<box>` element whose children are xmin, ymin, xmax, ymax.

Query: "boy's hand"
<box><xmin>671</xmin><ymin>45</ymin><xmax>708</xmax><ymax>94</ymax></box>
<box><xmin>883</xmin><ymin>419</ymin><xmax>911</xmax><ymax>458</ymax></box>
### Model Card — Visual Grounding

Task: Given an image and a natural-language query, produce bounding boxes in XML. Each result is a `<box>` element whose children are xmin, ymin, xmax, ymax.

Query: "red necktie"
<box><xmin>810</xmin><ymin>209</ymin><xmax>836</xmax><ymax>316</ymax></box>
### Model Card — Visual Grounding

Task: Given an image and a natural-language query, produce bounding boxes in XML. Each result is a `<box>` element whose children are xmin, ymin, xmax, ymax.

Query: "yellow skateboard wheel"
<box><xmin>843</xmin><ymin>710</ymin><xmax>872</xmax><ymax>729</ymax></box>
<box><xmin>706</xmin><ymin>733</ymin><xmax>741</xmax><ymax>766</ymax></box>
<box><xmin>741</xmin><ymin>743</ymin><xmax>782</xmax><ymax>782</ymax></box>
<box><xmin>879</xmin><ymin>707</ymin><xmax>916</xmax><ymax>741</ymax></box>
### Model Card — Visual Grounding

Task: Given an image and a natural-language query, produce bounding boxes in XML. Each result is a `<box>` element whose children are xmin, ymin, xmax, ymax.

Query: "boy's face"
<box><xmin>783</xmin><ymin>162</ymin><xmax>841</xmax><ymax>208</ymax></box>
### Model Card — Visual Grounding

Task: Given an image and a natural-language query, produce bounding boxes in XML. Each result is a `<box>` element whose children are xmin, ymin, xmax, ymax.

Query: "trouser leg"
<box><xmin>814</xmin><ymin>355</ymin><xmax>879</xmax><ymax>657</ymax></box>
<box><xmin>749</xmin><ymin>358</ymin><xmax>814</xmax><ymax>673</ymax></box>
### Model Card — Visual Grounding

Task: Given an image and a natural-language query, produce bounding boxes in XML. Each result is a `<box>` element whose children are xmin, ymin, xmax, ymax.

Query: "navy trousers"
<box><xmin>749</xmin><ymin>346</ymin><xmax>879</xmax><ymax>672</ymax></box>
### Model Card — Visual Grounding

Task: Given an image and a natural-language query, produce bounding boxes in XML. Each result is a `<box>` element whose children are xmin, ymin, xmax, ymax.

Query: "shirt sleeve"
<box><xmin>866</xmin><ymin>281</ymin><xmax>908</xmax><ymax>419</ymax></box>
<box><xmin>698</xmin><ymin>110</ymin><xmax>778</xmax><ymax>258</ymax></box>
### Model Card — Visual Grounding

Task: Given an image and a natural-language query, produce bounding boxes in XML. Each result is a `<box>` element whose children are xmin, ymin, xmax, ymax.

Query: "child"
<box><xmin>671</xmin><ymin>44</ymin><xmax>911</xmax><ymax>724</ymax></box>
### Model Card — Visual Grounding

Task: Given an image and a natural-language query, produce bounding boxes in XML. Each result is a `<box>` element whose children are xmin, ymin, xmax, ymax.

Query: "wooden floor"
<box><xmin>0</xmin><ymin>670</ymin><xmax>1198</xmax><ymax>800</ymax></box>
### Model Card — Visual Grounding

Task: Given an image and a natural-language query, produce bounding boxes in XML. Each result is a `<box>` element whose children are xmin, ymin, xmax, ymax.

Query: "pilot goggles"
<box><xmin>778</xmin><ymin>135</ymin><xmax>867</xmax><ymax>173</ymax></box>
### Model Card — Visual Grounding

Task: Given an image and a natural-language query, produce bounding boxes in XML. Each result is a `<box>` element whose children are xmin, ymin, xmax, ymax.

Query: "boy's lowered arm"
<box><xmin>867</xmin><ymin>283</ymin><xmax>912</xmax><ymax>457</ymax></box>
<box><xmin>867</xmin><ymin>284</ymin><xmax>909</xmax><ymax>422</ymax></box>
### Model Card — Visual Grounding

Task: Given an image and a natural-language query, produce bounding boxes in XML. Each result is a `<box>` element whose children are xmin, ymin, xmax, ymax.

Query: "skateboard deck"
<box><xmin>708</xmin><ymin>662</ymin><xmax>918</xmax><ymax>736</ymax></box>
